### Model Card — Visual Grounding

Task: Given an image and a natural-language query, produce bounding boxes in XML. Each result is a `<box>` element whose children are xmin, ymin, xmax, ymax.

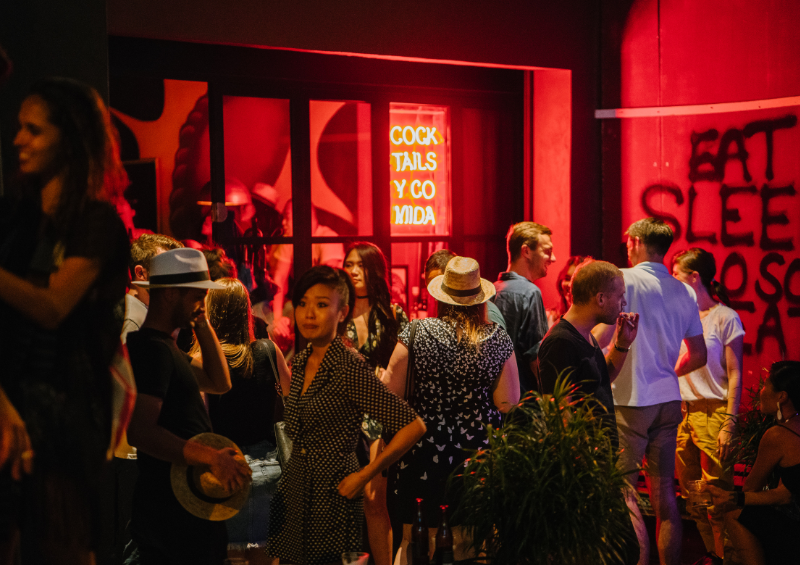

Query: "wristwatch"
<box><xmin>613</xmin><ymin>343</ymin><xmax>630</xmax><ymax>353</ymax></box>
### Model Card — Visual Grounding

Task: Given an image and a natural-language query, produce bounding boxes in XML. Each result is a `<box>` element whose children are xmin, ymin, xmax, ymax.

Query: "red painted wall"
<box><xmin>616</xmin><ymin>0</ymin><xmax>800</xmax><ymax>389</ymax></box>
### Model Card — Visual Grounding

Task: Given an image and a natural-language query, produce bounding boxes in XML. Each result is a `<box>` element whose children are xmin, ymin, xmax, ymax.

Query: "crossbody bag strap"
<box><xmin>404</xmin><ymin>319</ymin><xmax>419</xmax><ymax>406</ymax></box>
<box><xmin>256</xmin><ymin>338</ymin><xmax>285</xmax><ymax>408</ymax></box>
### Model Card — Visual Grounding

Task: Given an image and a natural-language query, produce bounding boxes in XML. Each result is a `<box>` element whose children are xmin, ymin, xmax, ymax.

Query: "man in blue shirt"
<box><xmin>492</xmin><ymin>222</ymin><xmax>556</xmax><ymax>394</ymax></box>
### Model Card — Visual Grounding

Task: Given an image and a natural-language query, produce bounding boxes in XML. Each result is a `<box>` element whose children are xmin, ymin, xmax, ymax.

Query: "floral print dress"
<box><xmin>389</xmin><ymin>317</ymin><xmax>513</xmax><ymax>526</ymax></box>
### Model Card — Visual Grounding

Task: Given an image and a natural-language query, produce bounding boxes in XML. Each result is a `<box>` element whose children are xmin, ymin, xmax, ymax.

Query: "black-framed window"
<box><xmin>110</xmin><ymin>37</ymin><xmax>524</xmax><ymax>351</ymax></box>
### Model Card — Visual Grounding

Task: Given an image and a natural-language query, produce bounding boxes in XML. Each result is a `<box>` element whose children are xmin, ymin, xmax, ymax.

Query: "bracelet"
<box><xmin>613</xmin><ymin>343</ymin><xmax>630</xmax><ymax>353</ymax></box>
<box><xmin>736</xmin><ymin>491</ymin><xmax>746</xmax><ymax>508</ymax></box>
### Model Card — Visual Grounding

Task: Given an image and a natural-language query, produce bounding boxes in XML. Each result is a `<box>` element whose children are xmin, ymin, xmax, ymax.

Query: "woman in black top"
<box><xmin>707</xmin><ymin>361</ymin><xmax>800</xmax><ymax>565</ymax></box>
<box><xmin>0</xmin><ymin>78</ymin><xmax>130</xmax><ymax>564</ymax></box>
<box><xmin>266</xmin><ymin>266</ymin><xmax>425</xmax><ymax>565</ymax></box>
<box><xmin>342</xmin><ymin>242</ymin><xmax>410</xmax><ymax>565</ymax></box>
<box><xmin>192</xmin><ymin>277</ymin><xmax>290</xmax><ymax>564</ymax></box>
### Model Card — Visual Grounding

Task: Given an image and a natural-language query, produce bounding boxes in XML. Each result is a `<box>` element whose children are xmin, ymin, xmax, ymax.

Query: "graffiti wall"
<box><xmin>617</xmin><ymin>0</ymin><xmax>800</xmax><ymax>389</ymax></box>
<box><xmin>621</xmin><ymin>110</ymin><xmax>800</xmax><ymax>386</ymax></box>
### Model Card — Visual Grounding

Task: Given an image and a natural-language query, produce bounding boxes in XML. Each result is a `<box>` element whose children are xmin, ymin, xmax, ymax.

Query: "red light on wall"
<box><xmin>390</xmin><ymin>103</ymin><xmax>450</xmax><ymax>236</ymax></box>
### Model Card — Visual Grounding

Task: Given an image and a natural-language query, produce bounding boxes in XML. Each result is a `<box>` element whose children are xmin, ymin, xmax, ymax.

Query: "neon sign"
<box><xmin>389</xmin><ymin>104</ymin><xmax>450</xmax><ymax>235</ymax></box>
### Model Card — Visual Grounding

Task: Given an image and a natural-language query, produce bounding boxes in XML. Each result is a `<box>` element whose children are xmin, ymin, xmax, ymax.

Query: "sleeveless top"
<box><xmin>777</xmin><ymin>424</ymin><xmax>800</xmax><ymax>495</ymax></box>
<box><xmin>207</xmin><ymin>339</ymin><xmax>279</xmax><ymax>446</ymax></box>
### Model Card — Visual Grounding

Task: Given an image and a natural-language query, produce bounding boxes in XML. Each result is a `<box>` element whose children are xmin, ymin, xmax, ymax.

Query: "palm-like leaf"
<box><xmin>451</xmin><ymin>374</ymin><xmax>635</xmax><ymax>565</ymax></box>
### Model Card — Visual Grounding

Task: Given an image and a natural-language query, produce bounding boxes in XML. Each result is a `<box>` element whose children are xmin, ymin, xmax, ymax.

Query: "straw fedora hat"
<box><xmin>170</xmin><ymin>433</ymin><xmax>251</xmax><ymax>521</ymax></box>
<box><xmin>133</xmin><ymin>248</ymin><xmax>225</xmax><ymax>289</ymax></box>
<box><xmin>427</xmin><ymin>256</ymin><xmax>496</xmax><ymax>307</ymax></box>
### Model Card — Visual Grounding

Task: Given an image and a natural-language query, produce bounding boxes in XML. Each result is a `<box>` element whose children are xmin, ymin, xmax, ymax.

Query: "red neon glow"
<box><xmin>390</xmin><ymin>103</ymin><xmax>450</xmax><ymax>235</ymax></box>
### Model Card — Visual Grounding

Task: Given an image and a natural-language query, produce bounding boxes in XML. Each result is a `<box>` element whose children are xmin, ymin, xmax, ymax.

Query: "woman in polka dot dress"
<box><xmin>266</xmin><ymin>266</ymin><xmax>426</xmax><ymax>565</ymax></box>
<box><xmin>382</xmin><ymin>257</ymin><xmax>520</xmax><ymax>533</ymax></box>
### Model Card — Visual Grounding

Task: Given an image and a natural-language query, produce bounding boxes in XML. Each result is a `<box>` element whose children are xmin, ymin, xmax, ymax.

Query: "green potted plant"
<box><xmin>731</xmin><ymin>370</ymin><xmax>774</xmax><ymax>475</ymax></box>
<box><xmin>452</xmin><ymin>376</ymin><xmax>635</xmax><ymax>564</ymax></box>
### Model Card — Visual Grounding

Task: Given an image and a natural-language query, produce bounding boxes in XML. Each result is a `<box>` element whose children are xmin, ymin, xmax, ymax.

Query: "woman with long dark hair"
<box><xmin>706</xmin><ymin>361</ymin><xmax>800</xmax><ymax>565</ymax></box>
<box><xmin>342</xmin><ymin>242</ymin><xmax>410</xmax><ymax>565</ymax></box>
<box><xmin>672</xmin><ymin>247</ymin><xmax>744</xmax><ymax>563</ymax></box>
<box><xmin>0</xmin><ymin>78</ymin><xmax>130</xmax><ymax>564</ymax></box>
<box><xmin>382</xmin><ymin>257</ymin><xmax>519</xmax><ymax>560</ymax></box>
<box><xmin>343</xmin><ymin>242</ymin><xmax>409</xmax><ymax>372</ymax></box>
<box><xmin>266</xmin><ymin>266</ymin><xmax>425</xmax><ymax>565</ymax></box>
<box><xmin>190</xmin><ymin>277</ymin><xmax>291</xmax><ymax>564</ymax></box>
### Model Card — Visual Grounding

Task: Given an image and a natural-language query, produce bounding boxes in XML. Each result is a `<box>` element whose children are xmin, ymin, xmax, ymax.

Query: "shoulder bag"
<box><xmin>256</xmin><ymin>338</ymin><xmax>293</xmax><ymax>469</ymax></box>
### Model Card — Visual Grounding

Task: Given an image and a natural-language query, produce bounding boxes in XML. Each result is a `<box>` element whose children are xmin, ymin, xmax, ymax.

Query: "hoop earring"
<box><xmin>777</xmin><ymin>402</ymin><xmax>783</xmax><ymax>421</ymax></box>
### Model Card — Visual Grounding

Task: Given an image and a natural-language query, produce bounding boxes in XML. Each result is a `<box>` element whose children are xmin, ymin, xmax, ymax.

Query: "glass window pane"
<box><xmin>222</xmin><ymin>96</ymin><xmax>294</xmax><ymax>354</ymax></box>
<box><xmin>222</xmin><ymin>95</ymin><xmax>292</xmax><ymax>239</ymax></box>
<box><xmin>109</xmin><ymin>78</ymin><xmax>209</xmax><ymax>240</ymax></box>
<box><xmin>391</xmin><ymin>241</ymin><xmax>448</xmax><ymax>319</ymax></box>
<box><xmin>389</xmin><ymin>103</ymin><xmax>450</xmax><ymax>237</ymax></box>
<box><xmin>310</xmin><ymin>100</ymin><xmax>373</xmax><ymax>237</ymax></box>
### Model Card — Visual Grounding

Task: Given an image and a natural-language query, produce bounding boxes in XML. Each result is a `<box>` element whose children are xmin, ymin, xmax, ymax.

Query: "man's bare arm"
<box><xmin>128</xmin><ymin>394</ymin><xmax>249</xmax><ymax>492</ymax></box>
<box><xmin>189</xmin><ymin>318</ymin><xmax>231</xmax><ymax>394</ymax></box>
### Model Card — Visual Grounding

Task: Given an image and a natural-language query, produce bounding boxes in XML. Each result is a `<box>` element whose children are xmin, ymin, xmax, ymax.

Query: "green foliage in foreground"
<box><xmin>731</xmin><ymin>370</ymin><xmax>774</xmax><ymax>473</ymax></box>
<box><xmin>452</xmin><ymin>376</ymin><xmax>635</xmax><ymax>565</ymax></box>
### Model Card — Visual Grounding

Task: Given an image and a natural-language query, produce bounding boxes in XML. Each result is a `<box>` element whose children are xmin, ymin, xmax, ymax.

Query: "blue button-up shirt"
<box><xmin>492</xmin><ymin>271</ymin><xmax>548</xmax><ymax>394</ymax></box>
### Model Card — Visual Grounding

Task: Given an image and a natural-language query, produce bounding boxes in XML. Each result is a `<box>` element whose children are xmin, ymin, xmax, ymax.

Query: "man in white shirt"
<box><xmin>598</xmin><ymin>218</ymin><xmax>707</xmax><ymax>565</ymax></box>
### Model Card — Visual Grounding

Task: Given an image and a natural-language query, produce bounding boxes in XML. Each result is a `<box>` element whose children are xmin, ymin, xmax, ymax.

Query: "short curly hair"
<box><xmin>129</xmin><ymin>233</ymin><xmax>182</xmax><ymax>277</ymax></box>
<box><xmin>570</xmin><ymin>260</ymin><xmax>622</xmax><ymax>306</ymax></box>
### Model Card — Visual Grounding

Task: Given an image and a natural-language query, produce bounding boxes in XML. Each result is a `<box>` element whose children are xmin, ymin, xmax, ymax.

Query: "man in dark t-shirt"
<box><xmin>538</xmin><ymin>260</ymin><xmax>639</xmax><ymax>447</ymax></box>
<box><xmin>126</xmin><ymin>248</ymin><xmax>251</xmax><ymax>564</ymax></box>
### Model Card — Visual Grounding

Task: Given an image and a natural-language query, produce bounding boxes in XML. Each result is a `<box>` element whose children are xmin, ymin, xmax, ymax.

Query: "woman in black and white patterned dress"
<box><xmin>266</xmin><ymin>266</ymin><xmax>426</xmax><ymax>565</ymax></box>
<box><xmin>382</xmin><ymin>257</ymin><xmax>519</xmax><ymax>535</ymax></box>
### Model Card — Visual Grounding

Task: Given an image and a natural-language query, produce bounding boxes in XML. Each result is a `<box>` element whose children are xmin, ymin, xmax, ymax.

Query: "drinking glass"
<box><xmin>687</xmin><ymin>479</ymin><xmax>713</xmax><ymax>509</ymax></box>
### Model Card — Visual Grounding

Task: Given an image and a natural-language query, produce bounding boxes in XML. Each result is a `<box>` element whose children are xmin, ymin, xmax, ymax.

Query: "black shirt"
<box><xmin>0</xmin><ymin>197</ymin><xmax>129</xmax><ymax>470</ymax></box>
<box><xmin>207</xmin><ymin>339</ymin><xmax>278</xmax><ymax>446</ymax></box>
<box><xmin>127</xmin><ymin>328</ymin><xmax>212</xmax><ymax>489</ymax></box>
<box><xmin>538</xmin><ymin>318</ymin><xmax>617</xmax><ymax>445</ymax></box>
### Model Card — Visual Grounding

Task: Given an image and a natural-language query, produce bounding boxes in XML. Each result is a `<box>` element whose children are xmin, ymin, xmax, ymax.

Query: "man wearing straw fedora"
<box><xmin>125</xmin><ymin>248</ymin><xmax>252</xmax><ymax>564</ymax></box>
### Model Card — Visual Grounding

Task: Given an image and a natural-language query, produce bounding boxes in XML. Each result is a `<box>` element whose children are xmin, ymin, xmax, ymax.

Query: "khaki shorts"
<box><xmin>615</xmin><ymin>401</ymin><xmax>683</xmax><ymax>498</ymax></box>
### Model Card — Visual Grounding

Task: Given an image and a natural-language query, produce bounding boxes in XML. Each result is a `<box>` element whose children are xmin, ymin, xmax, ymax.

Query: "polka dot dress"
<box><xmin>266</xmin><ymin>337</ymin><xmax>418</xmax><ymax>565</ymax></box>
<box><xmin>390</xmin><ymin>318</ymin><xmax>513</xmax><ymax>525</ymax></box>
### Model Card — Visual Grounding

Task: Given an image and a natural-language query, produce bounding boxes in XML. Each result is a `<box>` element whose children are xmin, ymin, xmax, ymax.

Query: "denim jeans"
<box><xmin>226</xmin><ymin>440</ymin><xmax>281</xmax><ymax>549</ymax></box>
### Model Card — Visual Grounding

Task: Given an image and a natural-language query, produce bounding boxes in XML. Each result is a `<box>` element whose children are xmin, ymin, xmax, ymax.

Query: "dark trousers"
<box><xmin>129</xmin><ymin>482</ymin><xmax>227</xmax><ymax>565</ymax></box>
<box><xmin>97</xmin><ymin>457</ymin><xmax>139</xmax><ymax>565</ymax></box>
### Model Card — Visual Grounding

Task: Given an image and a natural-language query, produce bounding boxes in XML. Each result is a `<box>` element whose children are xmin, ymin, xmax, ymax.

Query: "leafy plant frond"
<box><xmin>729</xmin><ymin>368</ymin><xmax>774</xmax><ymax>474</ymax></box>
<box><xmin>451</xmin><ymin>373</ymin><xmax>635</xmax><ymax>564</ymax></box>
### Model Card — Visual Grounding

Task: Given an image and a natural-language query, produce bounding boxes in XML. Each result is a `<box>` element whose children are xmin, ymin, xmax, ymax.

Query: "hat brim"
<box><xmin>133</xmin><ymin>280</ymin><xmax>225</xmax><ymax>290</ymax></box>
<box><xmin>170</xmin><ymin>433</ymin><xmax>251</xmax><ymax>521</ymax></box>
<box><xmin>427</xmin><ymin>274</ymin><xmax>496</xmax><ymax>307</ymax></box>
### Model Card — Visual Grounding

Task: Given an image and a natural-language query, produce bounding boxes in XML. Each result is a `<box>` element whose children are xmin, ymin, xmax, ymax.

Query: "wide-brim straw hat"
<box><xmin>170</xmin><ymin>433</ymin><xmax>251</xmax><ymax>521</ymax></box>
<box><xmin>133</xmin><ymin>248</ymin><xmax>224</xmax><ymax>289</ymax></box>
<box><xmin>427</xmin><ymin>256</ymin><xmax>496</xmax><ymax>307</ymax></box>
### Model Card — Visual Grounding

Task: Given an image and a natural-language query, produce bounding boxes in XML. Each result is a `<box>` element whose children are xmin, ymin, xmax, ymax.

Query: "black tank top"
<box><xmin>776</xmin><ymin>424</ymin><xmax>800</xmax><ymax>495</ymax></box>
<box><xmin>207</xmin><ymin>339</ymin><xmax>279</xmax><ymax>446</ymax></box>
